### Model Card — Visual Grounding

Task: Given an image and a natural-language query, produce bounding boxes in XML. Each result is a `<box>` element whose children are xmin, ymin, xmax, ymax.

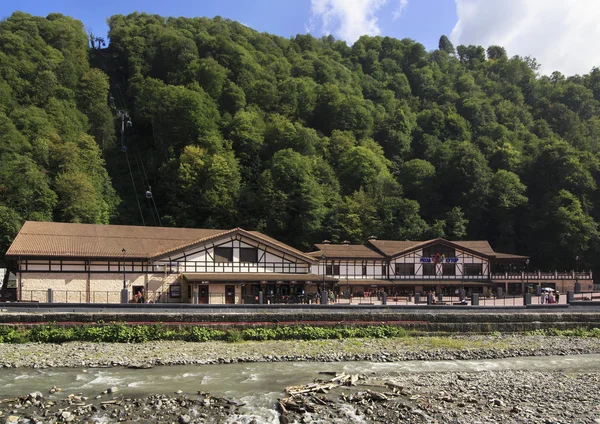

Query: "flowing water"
<box><xmin>2</xmin><ymin>355</ymin><xmax>600</xmax><ymax>423</ymax></box>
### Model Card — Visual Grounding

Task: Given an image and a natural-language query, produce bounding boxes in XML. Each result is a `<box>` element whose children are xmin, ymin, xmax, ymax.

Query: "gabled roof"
<box><xmin>368</xmin><ymin>238</ymin><xmax>496</xmax><ymax>259</ymax></box>
<box><xmin>367</xmin><ymin>240</ymin><xmax>433</xmax><ymax>257</ymax></box>
<box><xmin>5</xmin><ymin>222</ymin><xmax>315</xmax><ymax>263</ymax></box>
<box><xmin>159</xmin><ymin>228</ymin><xmax>316</xmax><ymax>263</ymax></box>
<box><xmin>309</xmin><ymin>243</ymin><xmax>384</xmax><ymax>259</ymax></box>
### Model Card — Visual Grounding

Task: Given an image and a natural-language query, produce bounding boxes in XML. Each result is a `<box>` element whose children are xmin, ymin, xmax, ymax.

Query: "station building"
<box><xmin>5</xmin><ymin>221</ymin><xmax>333</xmax><ymax>304</ymax></box>
<box><xmin>3</xmin><ymin>221</ymin><xmax>593</xmax><ymax>303</ymax></box>
<box><xmin>310</xmin><ymin>238</ymin><xmax>592</xmax><ymax>297</ymax></box>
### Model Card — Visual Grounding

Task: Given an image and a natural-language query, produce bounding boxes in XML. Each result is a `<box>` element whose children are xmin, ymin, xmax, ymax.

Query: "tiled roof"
<box><xmin>453</xmin><ymin>241</ymin><xmax>496</xmax><ymax>256</ymax></box>
<box><xmin>493</xmin><ymin>252</ymin><xmax>529</xmax><ymax>260</ymax></box>
<box><xmin>6</xmin><ymin>221</ymin><xmax>225</xmax><ymax>259</ymax></box>
<box><xmin>309</xmin><ymin>244</ymin><xmax>385</xmax><ymax>259</ymax></box>
<box><xmin>5</xmin><ymin>222</ymin><xmax>315</xmax><ymax>262</ymax></box>
<box><xmin>368</xmin><ymin>238</ymin><xmax>497</xmax><ymax>258</ymax></box>
<box><xmin>367</xmin><ymin>240</ymin><xmax>432</xmax><ymax>256</ymax></box>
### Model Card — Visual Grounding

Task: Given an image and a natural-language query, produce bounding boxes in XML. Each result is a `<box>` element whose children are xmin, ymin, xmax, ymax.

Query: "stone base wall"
<box><xmin>19</xmin><ymin>272</ymin><xmax>183</xmax><ymax>304</ymax></box>
<box><xmin>3</xmin><ymin>309</ymin><xmax>600</xmax><ymax>334</ymax></box>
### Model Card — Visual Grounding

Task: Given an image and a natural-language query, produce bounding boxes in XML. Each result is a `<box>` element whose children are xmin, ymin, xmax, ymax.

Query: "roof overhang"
<box><xmin>389</xmin><ymin>238</ymin><xmax>494</xmax><ymax>260</ymax></box>
<box><xmin>337</xmin><ymin>280</ymin><xmax>493</xmax><ymax>287</ymax></box>
<box><xmin>182</xmin><ymin>273</ymin><xmax>337</xmax><ymax>282</ymax></box>
<box><xmin>155</xmin><ymin>228</ymin><xmax>317</xmax><ymax>264</ymax></box>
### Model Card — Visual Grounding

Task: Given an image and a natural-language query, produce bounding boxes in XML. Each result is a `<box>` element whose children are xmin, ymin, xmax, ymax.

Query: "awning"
<box><xmin>337</xmin><ymin>280</ymin><xmax>492</xmax><ymax>287</ymax></box>
<box><xmin>182</xmin><ymin>273</ymin><xmax>338</xmax><ymax>282</ymax></box>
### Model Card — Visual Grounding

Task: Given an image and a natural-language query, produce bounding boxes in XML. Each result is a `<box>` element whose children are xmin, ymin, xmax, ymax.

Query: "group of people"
<box><xmin>132</xmin><ymin>290</ymin><xmax>145</xmax><ymax>303</ymax></box>
<box><xmin>541</xmin><ymin>290</ymin><xmax>559</xmax><ymax>304</ymax></box>
<box><xmin>314</xmin><ymin>290</ymin><xmax>336</xmax><ymax>304</ymax></box>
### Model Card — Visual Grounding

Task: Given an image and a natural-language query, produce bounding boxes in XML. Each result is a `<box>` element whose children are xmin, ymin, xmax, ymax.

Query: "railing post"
<box><xmin>258</xmin><ymin>291</ymin><xmax>263</xmax><ymax>305</ymax></box>
<box><xmin>567</xmin><ymin>291</ymin><xmax>574</xmax><ymax>304</ymax></box>
<box><xmin>427</xmin><ymin>293</ymin><xmax>433</xmax><ymax>305</ymax></box>
<box><xmin>524</xmin><ymin>293</ymin><xmax>531</xmax><ymax>305</ymax></box>
<box><xmin>47</xmin><ymin>288</ymin><xmax>53</xmax><ymax>303</ymax></box>
<box><xmin>471</xmin><ymin>293</ymin><xmax>479</xmax><ymax>306</ymax></box>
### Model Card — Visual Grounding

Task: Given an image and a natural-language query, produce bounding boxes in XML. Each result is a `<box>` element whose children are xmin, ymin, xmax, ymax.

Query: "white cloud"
<box><xmin>392</xmin><ymin>0</ymin><xmax>409</xmax><ymax>21</ymax></box>
<box><xmin>309</xmin><ymin>0</ymin><xmax>393</xmax><ymax>44</ymax></box>
<box><xmin>450</xmin><ymin>0</ymin><xmax>600</xmax><ymax>75</ymax></box>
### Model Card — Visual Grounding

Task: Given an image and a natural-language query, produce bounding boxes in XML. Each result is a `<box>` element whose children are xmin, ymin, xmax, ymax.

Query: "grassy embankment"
<box><xmin>0</xmin><ymin>324</ymin><xmax>598</xmax><ymax>344</ymax></box>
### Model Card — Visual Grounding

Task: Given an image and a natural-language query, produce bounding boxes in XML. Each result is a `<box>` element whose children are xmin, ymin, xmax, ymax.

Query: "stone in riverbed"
<box><xmin>107</xmin><ymin>386</ymin><xmax>118</xmax><ymax>393</ymax></box>
<box><xmin>6</xmin><ymin>416</ymin><xmax>19</xmax><ymax>423</ymax></box>
<box><xmin>179</xmin><ymin>415</ymin><xmax>191</xmax><ymax>424</ymax></box>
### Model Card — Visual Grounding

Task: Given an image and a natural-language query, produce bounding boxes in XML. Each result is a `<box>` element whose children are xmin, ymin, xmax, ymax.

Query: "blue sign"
<box><xmin>420</xmin><ymin>258</ymin><xmax>431</xmax><ymax>263</ymax></box>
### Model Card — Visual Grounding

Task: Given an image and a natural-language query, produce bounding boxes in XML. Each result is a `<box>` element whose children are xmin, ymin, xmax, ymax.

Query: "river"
<box><xmin>2</xmin><ymin>354</ymin><xmax>600</xmax><ymax>423</ymax></box>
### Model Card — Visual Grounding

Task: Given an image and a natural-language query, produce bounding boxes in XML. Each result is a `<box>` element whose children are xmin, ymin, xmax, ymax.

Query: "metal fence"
<box><xmin>15</xmin><ymin>289</ymin><xmax>599</xmax><ymax>306</ymax></box>
<box><xmin>19</xmin><ymin>290</ymin><xmax>186</xmax><ymax>304</ymax></box>
<box><xmin>334</xmin><ymin>293</ymin><xmax>567</xmax><ymax>306</ymax></box>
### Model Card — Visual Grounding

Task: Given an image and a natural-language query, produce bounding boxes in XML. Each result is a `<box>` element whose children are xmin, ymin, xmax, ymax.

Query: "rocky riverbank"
<box><xmin>0</xmin><ymin>334</ymin><xmax>600</xmax><ymax>368</ymax></box>
<box><xmin>1</xmin><ymin>335</ymin><xmax>600</xmax><ymax>423</ymax></box>
<box><xmin>281</xmin><ymin>369</ymin><xmax>600</xmax><ymax>423</ymax></box>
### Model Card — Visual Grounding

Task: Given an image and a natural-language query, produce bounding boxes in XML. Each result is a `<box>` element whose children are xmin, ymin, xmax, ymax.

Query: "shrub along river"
<box><xmin>2</xmin><ymin>354</ymin><xmax>600</xmax><ymax>423</ymax></box>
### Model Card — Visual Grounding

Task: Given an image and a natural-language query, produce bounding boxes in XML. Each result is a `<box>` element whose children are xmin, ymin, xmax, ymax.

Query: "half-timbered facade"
<box><xmin>310</xmin><ymin>238</ymin><xmax>593</xmax><ymax>296</ymax></box>
<box><xmin>5</xmin><ymin>222</ymin><xmax>333</xmax><ymax>304</ymax></box>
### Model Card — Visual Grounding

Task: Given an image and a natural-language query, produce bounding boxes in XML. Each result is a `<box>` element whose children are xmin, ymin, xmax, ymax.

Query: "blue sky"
<box><xmin>1</xmin><ymin>0</ymin><xmax>598</xmax><ymax>75</ymax></box>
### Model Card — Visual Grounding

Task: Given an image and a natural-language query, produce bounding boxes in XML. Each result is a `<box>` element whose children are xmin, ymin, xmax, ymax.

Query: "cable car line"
<box><xmin>124</xmin><ymin>149</ymin><xmax>146</xmax><ymax>226</ymax></box>
<box><xmin>110</xmin><ymin>83</ymin><xmax>162</xmax><ymax>227</ymax></box>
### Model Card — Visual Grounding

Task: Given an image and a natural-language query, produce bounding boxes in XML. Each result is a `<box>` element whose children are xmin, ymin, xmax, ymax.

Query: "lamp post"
<box><xmin>321</xmin><ymin>253</ymin><xmax>326</xmax><ymax>304</ymax></box>
<box><xmin>122</xmin><ymin>248</ymin><xmax>126</xmax><ymax>289</ymax></box>
<box><xmin>576</xmin><ymin>256</ymin><xmax>579</xmax><ymax>274</ymax></box>
<box><xmin>121</xmin><ymin>248</ymin><xmax>128</xmax><ymax>304</ymax></box>
<box><xmin>525</xmin><ymin>258</ymin><xmax>530</xmax><ymax>296</ymax></box>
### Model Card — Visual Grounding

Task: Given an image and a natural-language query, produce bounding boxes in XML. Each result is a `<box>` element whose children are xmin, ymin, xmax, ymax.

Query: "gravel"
<box><xmin>0</xmin><ymin>334</ymin><xmax>599</xmax><ymax>369</ymax></box>
<box><xmin>1</xmin><ymin>335</ymin><xmax>600</xmax><ymax>423</ymax></box>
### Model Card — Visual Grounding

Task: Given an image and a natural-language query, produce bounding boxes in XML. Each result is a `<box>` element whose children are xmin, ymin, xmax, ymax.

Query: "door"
<box><xmin>198</xmin><ymin>285</ymin><xmax>209</xmax><ymax>304</ymax></box>
<box><xmin>225</xmin><ymin>285</ymin><xmax>235</xmax><ymax>304</ymax></box>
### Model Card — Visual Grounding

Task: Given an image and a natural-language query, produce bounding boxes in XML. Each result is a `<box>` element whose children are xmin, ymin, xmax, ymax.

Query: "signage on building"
<box><xmin>420</xmin><ymin>257</ymin><xmax>459</xmax><ymax>263</ymax></box>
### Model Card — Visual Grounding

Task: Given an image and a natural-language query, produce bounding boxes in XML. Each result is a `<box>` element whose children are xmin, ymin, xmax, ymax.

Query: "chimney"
<box><xmin>367</xmin><ymin>235</ymin><xmax>377</xmax><ymax>241</ymax></box>
<box><xmin>342</xmin><ymin>240</ymin><xmax>351</xmax><ymax>245</ymax></box>
<box><xmin>321</xmin><ymin>239</ymin><xmax>331</xmax><ymax>244</ymax></box>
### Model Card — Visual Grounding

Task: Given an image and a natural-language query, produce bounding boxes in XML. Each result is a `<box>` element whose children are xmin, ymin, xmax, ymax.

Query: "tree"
<box><xmin>438</xmin><ymin>35</ymin><xmax>455</xmax><ymax>55</ymax></box>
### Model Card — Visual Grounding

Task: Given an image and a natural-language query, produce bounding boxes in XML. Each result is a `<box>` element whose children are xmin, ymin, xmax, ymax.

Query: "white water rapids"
<box><xmin>2</xmin><ymin>354</ymin><xmax>600</xmax><ymax>423</ymax></box>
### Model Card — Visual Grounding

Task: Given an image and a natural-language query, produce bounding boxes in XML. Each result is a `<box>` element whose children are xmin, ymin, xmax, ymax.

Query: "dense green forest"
<box><xmin>1</xmin><ymin>12</ymin><xmax>600</xmax><ymax>272</ymax></box>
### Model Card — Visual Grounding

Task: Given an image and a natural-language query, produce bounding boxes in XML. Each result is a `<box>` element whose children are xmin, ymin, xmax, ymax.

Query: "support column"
<box><xmin>86</xmin><ymin>260</ymin><xmax>91</xmax><ymax>303</ymax></box>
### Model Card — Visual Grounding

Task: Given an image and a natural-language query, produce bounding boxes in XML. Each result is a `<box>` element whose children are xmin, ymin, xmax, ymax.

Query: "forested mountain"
<box><xmin>2</xmin><ymin>12</ymin><xmax>600</xmax><ymax>273</ymax></box>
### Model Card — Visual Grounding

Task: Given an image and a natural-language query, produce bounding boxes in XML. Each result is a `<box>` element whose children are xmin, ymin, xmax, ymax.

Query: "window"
<box><xmin>423</xmin><ymin>244</ymin><xmax>456</xmax><ymax>259</ymax></box>
<box><xmin>240</xmin><ymin>247</ymin><xmax>258</xmax><ymax>263</ymax></box>
<box><xmin>326</xmin><ymin>264</ymin><xmax>340</xmax><ymax>275</ymax></box>
<box><xmin>169</xmin><ymin>284</ymin><xmax>181</xmax><ymax>298</ymax></box>
<box><xmin>214</xmin><ymin>247</ymin><xmax>233</xmax><ymax>263</ymax></box>
<box><xmin>442</xmin><ymin>263</ymin><xmax>455</xmax><ymax>276</ymax></box>
<box><xmin>362</xmin><ymin>264</ymin><xmax>367</xmax><ymax>276</ymax></box>
<box><xmin>464</xmin><ymin>264</ymin><xmax>483</xmax><ymax>276</ymax></box>
<box><xmin>395</xmin><ymin>263</ymin><xmax>415</xmax><ymax>275</ymax></box>
<box><xmin>382</xmin><ymin>264</ymin><xmax>387</xmax><ymax>276</ymax></box>
<box><xmin>422</xmin><ymin>263</ymin><xmax>436</xmax><ymax>276</ymax></box>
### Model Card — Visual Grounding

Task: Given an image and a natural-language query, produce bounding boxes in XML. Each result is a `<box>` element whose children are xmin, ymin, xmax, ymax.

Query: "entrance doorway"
<box><xmin>225</xmin><ymin>285</ymin><xmax>235</xmax><ymax>304</ymax></box>
<box><xmin>198</xmin><ymin>285</ymin><xmax>209</xmax><ymax>304</ymax></box>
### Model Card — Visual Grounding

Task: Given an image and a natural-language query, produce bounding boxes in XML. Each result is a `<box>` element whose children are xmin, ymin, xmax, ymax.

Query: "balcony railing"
<box><xmin>323</xmin><ymin>271</ymin><xmax>593</xmax><ymax>280</ymax></box>
<box><xmin>490</xmin><ymin>271</ymin><xmax>593</xmax><ymax>280</ymax></box>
